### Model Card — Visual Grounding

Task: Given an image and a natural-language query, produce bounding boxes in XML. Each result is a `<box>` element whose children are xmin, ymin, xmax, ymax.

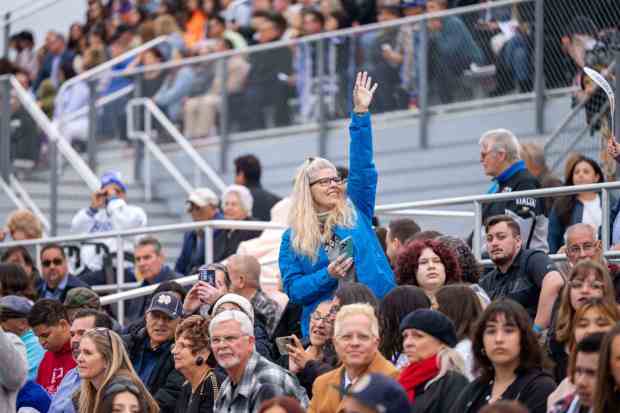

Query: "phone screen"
<box><xmin>198</xmin><ymin>268</ymin><xmax>216</xmax><ymax>285</ymax></box>
<box><xmin>339</xmin><ymin>236</ymin><xmax>353</xmax><ymax>259</ymax></box>
<box><xmin>275</xmin><ymin>336</ymin><xmax>295</xmax><ymax>355</ymax></box>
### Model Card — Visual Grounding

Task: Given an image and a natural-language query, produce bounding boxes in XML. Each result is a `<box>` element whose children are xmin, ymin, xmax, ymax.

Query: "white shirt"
<box><xmin>581</xmin><ymin>195</ymin><xmax>602</xmax><ymax>231</ymax></box>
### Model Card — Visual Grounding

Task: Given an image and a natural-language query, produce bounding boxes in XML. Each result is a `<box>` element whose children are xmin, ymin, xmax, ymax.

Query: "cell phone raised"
<box><xmin>275</xmin><ymin>336</ymin><xmax>296</xmax><ymax>356</ymax></box>
<box><xmin>338</xmin><ymin>236</ymin><xmax>354</xmax><ymax>260</ymax></box>
<box><xmin>198</xmin><ymin>268</ymin><xmax>216</xmax><ymax>286</ymax></box>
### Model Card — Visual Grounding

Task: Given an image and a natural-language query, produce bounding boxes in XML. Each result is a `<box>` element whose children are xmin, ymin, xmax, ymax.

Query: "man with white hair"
<box><xmin>175</xmin><ymin>187</ymin><xmax>223</xmax><ymax>275</ymax></box>
<box><xmin>474</xmin><ymin>128</ymin><xmax>549</xmax><ymax>252</ymax></box>
<box><xmin>308</xmin><ymin>303</ymin><xmax>399</xmax><ymax>413</ymax></box>
<box><xmin>211</xmin><ymin>310</ymin><xmax>308</xmax><ymax>412</ymax></box>
<box><xmin>213</xmin><ymin>185</ymin><xmax>262</xmax><ymax>262</ymax></box>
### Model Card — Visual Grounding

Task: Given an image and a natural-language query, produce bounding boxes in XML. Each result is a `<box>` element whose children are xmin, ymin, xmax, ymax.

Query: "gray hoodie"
<box><xmin>0</xmin><ymin>328</ymin><xmax>27</xmax><ymax>413</ymax></box>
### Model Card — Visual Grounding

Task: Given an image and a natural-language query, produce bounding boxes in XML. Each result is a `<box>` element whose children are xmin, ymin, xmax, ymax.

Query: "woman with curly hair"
<box><xmin>171</xmin><ymin>315</ymin><xmax>224</xmax><ymax>413</ymax></box>
<box><xmin>395</xmin><ymin>238</ymin><xmax>462</xmax><ymax>306</ymax></box>
<box><xmin>548</xmin><ymin>155</ymin><xmax>605</xmax><ymax>253</ymax></box>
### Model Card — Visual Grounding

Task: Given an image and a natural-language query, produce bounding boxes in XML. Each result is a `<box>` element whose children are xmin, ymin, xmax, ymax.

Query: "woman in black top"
<box><xmin>171</xmin><ymin>315</ymin><xmax>223</xmax><ymax>413</ymax></box>
<box><xmin>593</xmin><ymin>324</ymin><xmax>620</xmax><ymax>413</ymax></box>
<box><xmin>453</xmin><ymin>299</ymin><xmax>557</xmax><ymax>413</ymax></box>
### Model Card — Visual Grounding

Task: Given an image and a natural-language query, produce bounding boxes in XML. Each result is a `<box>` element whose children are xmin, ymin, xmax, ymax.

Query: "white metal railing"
<box><xmin>376</xmin><ymin>181</ymin><xmax>620</xmax><ymax>259</ymax></box>
<box><xmin>127</xmin><ymin>97</ymin><xmax>227</xmax><ymax>200</ymax></box>
<box><xmin>57</xmin><ymin>36</ymin><xmax>169</xmax><ymax>98</ymax></box>
<box><xmin>1</xmin><ymin>0</ymin><xmax>67</xmax><ymax>27</ymax></box>
<box><xmin>0</xmin><ymin>175</ymin><xmax>25</xmax><ymax>210</ymax></box>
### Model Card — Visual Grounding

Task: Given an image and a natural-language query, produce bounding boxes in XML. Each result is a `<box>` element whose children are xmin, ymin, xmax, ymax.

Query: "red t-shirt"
<box><xmin>36</xmin><ymin>339</ymin><xmax>76</xmax><ymax>395</ymax></box>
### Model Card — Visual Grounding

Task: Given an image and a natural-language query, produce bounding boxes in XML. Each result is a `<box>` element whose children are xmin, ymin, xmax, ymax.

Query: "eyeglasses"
<box><xmin>567</xmin><ymin>243</ymin><xmax>597</xmax><ymax>255</ymax></box>
<box><xmin>570</xmin><ymin>279</ymin><xmax>604</xmax><ymax>290</ymax></box>
<box><xmin>310</xmin><ymin>176</ymin><xmax>345</xmax><ymax>187</ymax></box>
<box><xmin>210</xmin><ymin>335</ymin><xmax>247</xmax><ymax>346</ymax></box>
<box><xmin>311</xmin><ymin>312</ymin><xmax>334</xmax><ymax>324</ymax></box>
<box><xmin>42</xmin><ymin>258</ymin><xmax>64</xmax><ymax>267</ymax></box>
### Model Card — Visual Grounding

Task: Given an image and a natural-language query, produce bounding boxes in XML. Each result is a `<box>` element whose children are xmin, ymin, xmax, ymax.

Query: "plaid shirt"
<box><xmin>251</xmin><ymin>290</ymin><xmax>280</xmax><ymax>336</ymax></box>
<box><xmin>215</xmin><ymin>351</ymin><xmax>309</xmax><ymax>413</ymax></box>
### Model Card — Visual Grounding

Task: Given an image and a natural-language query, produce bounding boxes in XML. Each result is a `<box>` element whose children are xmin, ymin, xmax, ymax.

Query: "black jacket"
<box><xmin>453</xmin><ymin>369</ymin><xmax>557</xmax><ymax>413</ymax></box>
<box><xmin>174</xmin><ymin>368</ymin><xmax>226</xmax><ymax>413</ymax></box>
<box><xmin>123</xmin><ymin>328</ymin><xmax>184</xmax><ymax>413</ymax></box>
<box><xmin>246</xmin><ymin>185</ymin><xmax>281</xmax><ymax>222</ymax></box>
<box><xmin>213</xmin><ymin>217</ymin><xmax>262</xmax><ymax>263</ymax></box>
<box><xmin>411</xmin><ymin>371</ymin><xmax>469</xmax><ymax>413</ymax></box>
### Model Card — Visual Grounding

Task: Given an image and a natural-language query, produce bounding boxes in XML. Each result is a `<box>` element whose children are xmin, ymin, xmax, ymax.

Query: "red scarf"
<box><xmin>398</xmin><ymin>354</ymin><xmax>439</xmax><ymax>402</ymax></box>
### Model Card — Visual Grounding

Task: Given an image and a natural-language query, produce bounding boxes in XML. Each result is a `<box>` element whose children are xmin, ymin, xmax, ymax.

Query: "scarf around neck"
<box><xmin>487</xmin><ymin>160</ymin><xmax>527</xmax><ymax>193</ymax></box>
<box><xmin>399</xmin><ymin>354</ymin><xmax>439</xmax><ymax>402</ymax></box>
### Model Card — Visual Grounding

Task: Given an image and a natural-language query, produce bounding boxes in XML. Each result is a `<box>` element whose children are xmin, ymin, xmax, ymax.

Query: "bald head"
<box><xmin>228</xmin><ymin>255</ymin><xmax>262</xmax><ymax>291</ymax></box>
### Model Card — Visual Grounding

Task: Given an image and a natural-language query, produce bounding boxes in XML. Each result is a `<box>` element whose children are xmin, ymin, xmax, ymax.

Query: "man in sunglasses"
<box><xmin>37</xmin><ymin>244</ymin><xmax>89</xmax><ymax>303</ymax></box>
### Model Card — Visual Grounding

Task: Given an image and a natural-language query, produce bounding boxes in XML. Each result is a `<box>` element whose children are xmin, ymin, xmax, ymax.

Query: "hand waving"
<box><xmin>353</xmin><ymin>71</ymin><xmax>378</xmax><ymax>113</ymax></box>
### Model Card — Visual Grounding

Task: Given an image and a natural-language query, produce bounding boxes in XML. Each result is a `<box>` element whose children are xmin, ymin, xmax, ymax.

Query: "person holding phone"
<box><xmin>279</xmin><ymin>72</ymin><xmax>396</xmax><ymax>337</ymax></box>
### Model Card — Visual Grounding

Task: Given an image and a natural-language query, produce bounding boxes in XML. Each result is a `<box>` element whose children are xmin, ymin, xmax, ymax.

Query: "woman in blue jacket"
<box><xmin>279</xmin><ymin>71</ymin><xmax>396</xmax><ymax>336</ymax></box>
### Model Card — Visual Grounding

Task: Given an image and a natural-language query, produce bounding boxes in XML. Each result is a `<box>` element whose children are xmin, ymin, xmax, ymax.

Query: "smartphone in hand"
<box><xmin>198</xmin><ymin>268</ymin><xmax>216</xmax><ymax>286</ymax></box>
<box><xmin>275</xmin><ymin>336</ymin><xmax>296</xmax><ymax>355</ymax></box>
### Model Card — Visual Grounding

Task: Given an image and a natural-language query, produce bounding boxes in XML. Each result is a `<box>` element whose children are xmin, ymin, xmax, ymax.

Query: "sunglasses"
<box><xmin>42</xmin><ymin>258</ymin><xmax>64</xmax><ymax>267</ymax></box>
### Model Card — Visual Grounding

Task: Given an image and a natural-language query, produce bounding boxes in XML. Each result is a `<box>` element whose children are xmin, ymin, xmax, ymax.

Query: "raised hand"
<box><xmin>353</xmin><ymin>71</ymin><xmax>378</xmax><ymax>113</ymax></box>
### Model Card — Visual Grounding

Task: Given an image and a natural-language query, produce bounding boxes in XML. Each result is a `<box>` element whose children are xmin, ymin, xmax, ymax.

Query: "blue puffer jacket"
<box><xmin>279</xmin><ymin>112</ymin><xmax>396</xmax><ymax>337</ymax></box>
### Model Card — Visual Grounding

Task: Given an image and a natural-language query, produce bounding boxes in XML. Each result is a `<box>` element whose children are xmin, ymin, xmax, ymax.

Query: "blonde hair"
<box><xmin>6</xmin><ymin>209</ymin><xmax>43</xmax><ymax>239</ymax></box>
<box><xmin>288</xmin><ymin>158</ymin><xmax>356</xmax><ymax>261</ymax></box>
<box><xmin>334</xmin><ymin>303</ymin><xmax>379</xmax><ymax>337</ymax></box>
<box><xmin>426</xmin><ymin>347</ymin><xmax>466</xmax><ymax>388</ymax></box>
<box><xmin>154</xmin><ymin>14</ymin><xmax>181</xmax><ymax>35</ymax></box>
<box><xmin>78</xmin><ymin>329</ymin><xmax>154</xmax><ymax>413</ymax></box>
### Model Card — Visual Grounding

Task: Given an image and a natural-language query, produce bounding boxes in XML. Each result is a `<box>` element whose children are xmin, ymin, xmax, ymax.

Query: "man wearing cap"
<box><xmin>175</xmin><ymin>187</ymin><xmax>223</xmax><ymax>276</ymax></box>
<box><xmin>48</xmin><ymin>309</ymin><xmax>113</xmax><ymax>413</ymax></box>
<box><xmin>0</xmin><ymin>295</ymin><xmax>45</xmax><ymax>381</ymax></box>
<box><xmin>124</xmin><ymin>292</ymin><xmax>184</xmax><ymax>413</ymax></box>
<box><xmin>63</xmin><ymin>287</ymin><xmax>101</xmax><ymax>321</ymax></box>
<box><xmin>339</xmin><ymin>373</ymin><xmax>411</xmax><ymax>413</ymax></box>
<box><xmin>211</xmin><ymin>310</ymin><xmax>309</xmax><ymax>412</ymax></box>
<box><xmin>71</xmin><ymin>170</ymin><xmax>147</xmax><ymax>274</ymax></box>
<box><xmin>308</xmin><ymin>303</ymin><xmax>399</xmax><ymax>413</ymax></box>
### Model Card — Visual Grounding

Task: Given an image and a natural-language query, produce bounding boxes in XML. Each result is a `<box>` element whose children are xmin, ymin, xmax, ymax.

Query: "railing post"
<box><xmin>87</xmin><ymin>79</ymin><xmax>98</xmax><ymax>171</ymax></box>
<box><xmin>534</xmin><ymin>0</ymin><xmax>544</xmax><ymax>134</ymax></box>
<box><xmin>602</xmin><ymin>188</ymin><xmax>610</xmax><ymax>250</ymax></box>
<box><xmin>0</xmin><ymin>77</ymin><xmax>10</xmax><ymax>182</ymax></box>
<box><xmin>144</xmin><ymin>104</ymin><xmax>152</xmax><ymax>202</ymax></box>
<box><xmin>419</xmin><ymin>18</ymin><xmax>429</xmax><ymax>149</ymax></box>
<box><xmin>3</xmin><ymin>13</ymin><xmax>10</xmax><ymax>59</ymax></box>
<box><xmin>116</xmin><ymin>235</ymin><xmax>125</xmax><ymax>325</ymax></box>
<box><xmin>473</xmin><ymin>201</ymin><xmax>483</xmax><ymax>260</ymax></box>
<box><xmin>317</xmin><ymin>38</ymin><xmax>328</xmax><ymax>158</ymax></box>
<box><xmin>49</xmin><ymin>141</ymin><xmax>58</xmax><ymax>235</ymax></box>
<box><xmin>204</xmin><ymin>225</ymin><xmax>214</xmax><ymax>265</ymax></box>
<box><xmin>615</xmin><ymin>50</ymin><xmax>620</xmax><ymax>139</ymax></box>
<box><xmin>218</xmin><ymin>58</ymin><xmax>229</xmax><ymax>174</ymax></box>
<box><xmin>133</xmin><ymin>74</ymin><xmax>144</xmax><ymax>182</ymax></box>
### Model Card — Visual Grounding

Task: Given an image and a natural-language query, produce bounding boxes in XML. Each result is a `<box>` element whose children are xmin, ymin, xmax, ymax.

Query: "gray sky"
<box><xmin>0</xmin><ymin>0</ymin><xmax>87</xmax><ymax>54</ymax></box>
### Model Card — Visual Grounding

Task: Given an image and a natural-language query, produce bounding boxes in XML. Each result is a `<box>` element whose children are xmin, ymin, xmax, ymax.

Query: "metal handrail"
<box><xmin>7</xmin><ymin>76</ymin><xmax>100</xmax><ymax>191</ymax></box>
<box><xmin>1</xmin><ymin>0</ymin><xmax>66</xmax><ymax>26</ymax></box>
<box><xmin>109</xmin><ymin>0</ymin><xmax>532</xmax><ymax>79</ymax></box>
<box><xmin>60</xmin><ymin>84</ymin><xmax>135</xmax><ymax>123</ymax></box>
<box><xmin>376</xmin><ymin>209</ymin><xmax>474</xmax><ymax>218</ymax></box>
<box><xmin>129</xmin><ymin>97</ymin><xmax>227</xmax><ymax>193</ymax></box>
<box><xmin>0</xmin><ymin>175</ymin><xmax>25</xmax><ymax>210</ymax></box>
<box><xmin>58</xmin><ymin>36</ymin><xmax>169</xmax><ymax>97</ymax></box>
<box><xmin>126</xmin><ymin>99</ymin><xmax>194</xmax><ymax>199</ymax></box>
<box><xmin>9</xmin><ymin>174</ymin><xmax>50</xmax><ymax>233</ymax></box>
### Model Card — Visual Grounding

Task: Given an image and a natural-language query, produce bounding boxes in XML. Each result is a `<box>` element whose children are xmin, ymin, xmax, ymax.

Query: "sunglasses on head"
<box><xmin>42</xmin><ymin>258</ymin><xmax>64</xmax><ymax>267</ymax></box>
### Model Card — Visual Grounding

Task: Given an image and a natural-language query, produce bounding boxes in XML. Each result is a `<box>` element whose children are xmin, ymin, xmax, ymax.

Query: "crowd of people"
<box><xmin>3</xmin><ymin>71</ymin><xmax>620</xmax><ymax>413</ymax></box>
<box><xmin>3</xmin><ymin>0</ymin><xmax>619</xmax><ymax>173</ymax></box>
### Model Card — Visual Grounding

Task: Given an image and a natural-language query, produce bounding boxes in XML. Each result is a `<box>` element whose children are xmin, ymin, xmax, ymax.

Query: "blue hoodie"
<box><xmin>279</xmin><ymin>112</ymin><xmax>396</xmax><ymax>336</ymax></box>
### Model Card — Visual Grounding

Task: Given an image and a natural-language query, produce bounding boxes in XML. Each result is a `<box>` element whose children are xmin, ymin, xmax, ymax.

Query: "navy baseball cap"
<box><xmin>401</xmin><ymin>0</ymin><xmax>426</xmax><ymax>7</ymax></box>
<box><xmin>338</xmin><ymin>373</ymin><xmax>411</xmax><ymax>413</ymax></box>
<box><xmin>147</xmin><ymin>292</ymin><xmax>182</xmax><ymax>319</ymax></box>
<box><xmin>100</xmin><ymin>171</ymin><xmax>127</xmax><ymax>193</ymax></box>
